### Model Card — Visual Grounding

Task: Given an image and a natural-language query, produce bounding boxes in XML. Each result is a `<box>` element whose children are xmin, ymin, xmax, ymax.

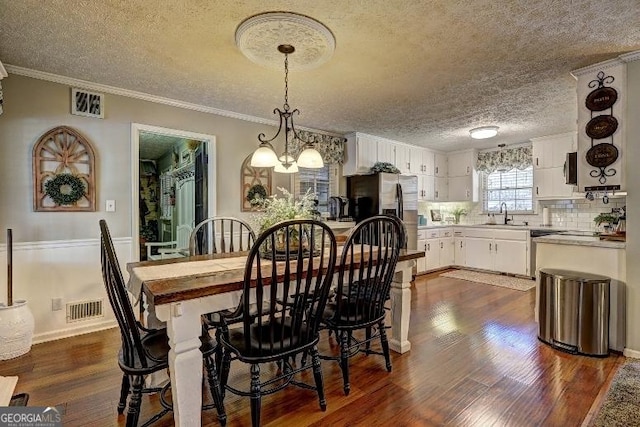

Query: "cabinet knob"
<box><xmin>427</xmin><ymin>243</ymin><xmax>430</xmax><ymax>251</ymax></box>
<box><xmin>495</xmin><ymin>243</ymin><xmax>498</xmax><ymax>252</ymax></box>
<box><xmin>460</xmin><ymin>241</ymin><xmax>463</xmax><ymax>248</ymax></box>
<box><xmin>489</xmin><ymin>243</ymin><xmax>492</xmax><ymax>251</ymax></box>
<box><xmin>440</xmin><ymin>241</ymin><xmax>443</xmax><ymax>249</ymax></box>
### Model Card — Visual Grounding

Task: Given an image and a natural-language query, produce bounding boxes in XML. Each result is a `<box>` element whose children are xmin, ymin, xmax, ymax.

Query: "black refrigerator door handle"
<box><xmin>397</xmin><ymin>183</ymin><xmax>404</xmax><ymax>220</ymax></box>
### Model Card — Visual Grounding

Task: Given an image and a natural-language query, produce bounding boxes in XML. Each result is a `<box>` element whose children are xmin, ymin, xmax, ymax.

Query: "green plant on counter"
<box><xmin>593</xmin><ymin>212</ymin><xmax>618</xmax><ymax>226</ymax></box>
<box><xmin>451</xmin><ymin>207</ymin><xmax>468</xmax><ymax>224</ymax></box>
<box><xmin>370</xmin><ymin>162</ymin><xmax>400</xmax><ymax>174</ymax></box>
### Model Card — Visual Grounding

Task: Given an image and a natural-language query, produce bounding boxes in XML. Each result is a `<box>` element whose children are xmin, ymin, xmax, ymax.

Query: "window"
<box><xmin>293</xmin><ymin>164</ymin><xmax>339</xmax><ymax>213</ymax></box>
<box><xmin>482</xmin><ymin>166</ymin><xmax>534</xmax><ymax>213</ymax></box>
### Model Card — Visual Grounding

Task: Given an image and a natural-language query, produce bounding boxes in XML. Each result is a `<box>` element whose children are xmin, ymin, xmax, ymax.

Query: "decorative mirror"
<box><xmin>241</xmin><ymin>154</ymin><xmax>272</xmax><ymax>211</ymax></box>
<box><xmin>32</xmin><ymin>126</ymin><xmax>96</xmax><ymax>211</ymax></box>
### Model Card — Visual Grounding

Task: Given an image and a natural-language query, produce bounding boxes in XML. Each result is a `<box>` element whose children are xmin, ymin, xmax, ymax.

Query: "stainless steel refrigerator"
<box><xmin>347</xmin><ymin>173</ymin><xmax>418</xmax><ymax>250</ymax></box>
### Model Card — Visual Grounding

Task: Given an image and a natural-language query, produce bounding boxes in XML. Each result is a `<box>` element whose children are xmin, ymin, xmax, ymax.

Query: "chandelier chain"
<box><xmin>283</xmin><ymin>53</ymin><xmax>290</xmax><ymax>112</ymax></box>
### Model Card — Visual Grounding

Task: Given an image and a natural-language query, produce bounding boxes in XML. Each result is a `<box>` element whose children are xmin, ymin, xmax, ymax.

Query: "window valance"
<box><xmin>289</xmin><ymin>130</ymin><xmax>346</xmax><ymax>165</ymax></box>
<box><xmin>476</xmin><ymin>146</ymin><xmax>532</xmax><ymax>173</ymax></box>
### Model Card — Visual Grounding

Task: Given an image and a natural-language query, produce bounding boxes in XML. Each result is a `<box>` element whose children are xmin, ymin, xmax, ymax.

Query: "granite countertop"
<box><xmin>533</xmin><ymin>234</ymin><xmax>625</xmax><ymax>249</ymax></box>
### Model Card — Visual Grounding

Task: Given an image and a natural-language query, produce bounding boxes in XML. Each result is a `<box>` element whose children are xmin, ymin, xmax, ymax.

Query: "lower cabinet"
<box><xmin>416</xmin><ymin>227</ymin><xmax>528</xmax><ymax>276</ymax></box>
<box><xmin>417</xmin><ymin>228</ymin><xmax>454</xmax><ymax>273</ymax></box>
<box><xmin>463</xmin><ymin>228</ymin><xmax>528</xmax><ymax>276</ymax></box>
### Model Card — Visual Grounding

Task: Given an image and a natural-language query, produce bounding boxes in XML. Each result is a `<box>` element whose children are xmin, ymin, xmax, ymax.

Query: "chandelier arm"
<box><xmin>258</xmin><ymin>108</ymin><xmax>287</xmax><ymax>144</ymax></box>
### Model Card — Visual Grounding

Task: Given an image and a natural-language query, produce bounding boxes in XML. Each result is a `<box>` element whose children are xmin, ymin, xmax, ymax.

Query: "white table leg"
<box><xmin>389</xmin><ymin>260</ymin><xmax>413</xmax><ymax>353</ymax></box>
<box><xmin>157</xmin><ymin>302</ymin><xmax>203</xmax><ymax>427</ymax></box>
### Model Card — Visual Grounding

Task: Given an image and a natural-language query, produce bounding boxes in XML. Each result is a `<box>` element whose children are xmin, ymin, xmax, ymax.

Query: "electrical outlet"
<box><xmin>106</xmin><ymin>199</ymin><xmax>116</xmax><ymax>212</ymax></box>
<box><xmin>52</xmin><ymin>298</ymin><xmax>63</xmax><ymax>311</ymax></box>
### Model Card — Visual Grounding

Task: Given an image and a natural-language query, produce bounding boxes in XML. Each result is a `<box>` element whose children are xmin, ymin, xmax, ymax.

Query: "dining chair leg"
<box><xmin>365</xmin><ymin>326</ymin><xmax>372</xmax><ymax>353</ymax></box>
<box><xmin>379</xmin><ymin>320</ymin><xmax>392</xmax><ymax>372</ymax></box>
<box><xmin>204</xmin><ymin>354</ymin><xmax>227</xmax><ymax>426</ymax></box>
<box><xmin>220</xmin><ymin>349</ymin><xmax>232</xmax><ymax>399</ymax></box>
<box><xmin>310</xmin><ymin>347</ymin><xmax>327</xmax><ymax>411</ymax></box>
<box><xmin>339</xmin><ymin>331</ymin><xmax>351</xmax><ymax>396</ymax></box>
<box><xmin>214</xmin><ymin>327</ymin><xmax>224</xmax><ymax>376</ymax></box>
<box><xmin>126</xmin><ymin>376</ymin><xmax>143</xmax><ymax>427</ymax></box>
<box><xmin>249</xmin><ymin>363</ymin><xmax>262</xmax><ymax>427</ymax></box>
<box><xmin>117</xmin><ymin>374</ymin><xmax>130</xmax><ymax>414</ymax></box>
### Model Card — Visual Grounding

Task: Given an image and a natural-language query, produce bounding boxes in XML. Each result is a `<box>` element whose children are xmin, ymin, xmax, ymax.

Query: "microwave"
<box><xmin>565</xmin><ymin>152</ymin><xmax>577</xmax><ymax>185</ymax></box>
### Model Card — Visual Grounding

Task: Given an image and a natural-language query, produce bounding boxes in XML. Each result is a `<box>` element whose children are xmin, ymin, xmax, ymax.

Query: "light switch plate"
<box><xmin>106</xmin><ymin>200</ymin><xmax>116</xmax><ymax>212</ymax></box>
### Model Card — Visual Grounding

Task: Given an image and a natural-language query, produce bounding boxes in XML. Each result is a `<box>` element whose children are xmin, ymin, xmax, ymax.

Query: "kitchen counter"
<box><xmin>533</xmin><ymin>234</ymin><xmax>625</xmax><ymax>249</ymax></box>
<box><xmin>323</xmin><ymin>220</ymin><xmax>356</xmax><ymax>231</ymax></box>
<box><xmin>418</xmin><ymin>223</ymin><xmax>586</xmax><ymax>232</ymax></box>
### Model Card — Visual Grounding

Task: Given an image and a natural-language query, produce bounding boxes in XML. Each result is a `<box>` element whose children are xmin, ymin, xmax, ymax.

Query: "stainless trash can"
<box><xmin>538</xmin><ymin>268</ymin><xmax>610</xmax><ymax>357</ymax></box>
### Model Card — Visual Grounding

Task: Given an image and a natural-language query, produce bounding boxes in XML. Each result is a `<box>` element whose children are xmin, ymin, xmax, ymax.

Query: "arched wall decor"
<box><xmin>32</xmin><ymin>126</ymin><xmax>96</xmax><ymax>211</ymax></box>
<box><xmin>241</xmin><ymin>154</ymin><xmax>272</xmax><ymax>211</ymax></box>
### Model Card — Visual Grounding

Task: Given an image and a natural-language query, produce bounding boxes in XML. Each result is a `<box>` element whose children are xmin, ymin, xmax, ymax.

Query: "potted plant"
<box><xmin>257</xmin><ymin>187</ymin><xmax>317</xmax><ymax>253</ymax></box>
<box><xmin>451</xmin><ymin>207</ymin><xmax>468</xmax><ymax>224</ymax></box>
<box><xmin>594</xmin><ymin>212</ymin><xmax>618</xmax><ymax>233</ymax></box>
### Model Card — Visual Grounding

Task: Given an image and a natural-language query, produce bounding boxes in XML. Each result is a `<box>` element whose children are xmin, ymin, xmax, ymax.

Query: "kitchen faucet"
<box><xmin>499</xmin><ymin>202</ymin><xmax>511</xmax><ymax>225</ymax></box>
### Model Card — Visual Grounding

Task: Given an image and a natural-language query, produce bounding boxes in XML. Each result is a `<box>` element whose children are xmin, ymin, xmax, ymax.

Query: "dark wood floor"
<box><xmin>0</xmin><ymin>271</ymin><xmax>621</xmax><ymax>426</ymax></box>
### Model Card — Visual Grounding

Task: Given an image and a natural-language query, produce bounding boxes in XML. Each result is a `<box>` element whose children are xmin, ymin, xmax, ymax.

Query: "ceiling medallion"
<box><xmin>235</xmin><ymin>12</ymin><xmax>335</xmax><ymax>71</ymax></box>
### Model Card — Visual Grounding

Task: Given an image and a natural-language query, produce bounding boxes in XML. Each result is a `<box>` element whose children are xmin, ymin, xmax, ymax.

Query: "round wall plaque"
<box><xmin>586</xmin><ymin>143</ymin><xmax>618</xmax><ymax>168</ymax></box>
<box><xmin>585</xmin><ymin>87</ymin><xmax>618</xmax><ymax>111</ymax></box>
<box><xmin>585</xmin><ymin>115</ymin><xmax>618</xmax><ymax>139</ymax></box>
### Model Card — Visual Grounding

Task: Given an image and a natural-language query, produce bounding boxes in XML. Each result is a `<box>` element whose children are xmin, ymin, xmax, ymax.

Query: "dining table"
<box><xmin>126</xmin><ymin>247</ymin><xmax>423</xmax><ymax>427</ymax></box>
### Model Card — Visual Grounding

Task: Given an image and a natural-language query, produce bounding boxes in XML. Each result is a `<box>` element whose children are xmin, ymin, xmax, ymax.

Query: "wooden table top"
<box><xmin>127</xmin><ymin>249</ymin><xmax>423</xmax><ymax>306</ymax></box>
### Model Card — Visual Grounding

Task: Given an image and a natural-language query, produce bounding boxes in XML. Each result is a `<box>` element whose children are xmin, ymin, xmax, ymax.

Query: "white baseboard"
<box><xmin>623</xmin><ymin>348</ymin><xmax>640</xmax><ymax>359</ymax></box>
<box><xmin>32</xmin><ymin>320</ymin><xmax>118</xmax><ymax>344</ymax></box>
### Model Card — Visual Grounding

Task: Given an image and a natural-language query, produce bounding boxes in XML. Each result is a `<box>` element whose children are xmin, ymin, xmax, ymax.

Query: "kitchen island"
<box><xmin>533</xmin><ymin>233</ymin><xmax>626</xmax><ymax>352</ymax></box>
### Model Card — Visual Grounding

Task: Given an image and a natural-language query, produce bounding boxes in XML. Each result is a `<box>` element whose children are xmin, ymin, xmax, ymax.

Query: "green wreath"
<box><xmin>44</xmin><ymin>173</ymin><xmax>86</xmax><ymax>206</ymax></box>
<box><xmin>247</xmin><ymin>184</ymin><xmax>268</xmax><ymax>206</ymax></box>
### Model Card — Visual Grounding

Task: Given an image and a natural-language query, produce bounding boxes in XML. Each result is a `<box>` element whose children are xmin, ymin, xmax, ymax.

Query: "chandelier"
<box><xmin>250</xmin><ymin>45</ymin><xmax>323</xmax><ymax>172</ymax></box>
<box><xmin>250</xmin><ymin>45</ymin><xmax>323</xmax><ymax>173</ymax></box>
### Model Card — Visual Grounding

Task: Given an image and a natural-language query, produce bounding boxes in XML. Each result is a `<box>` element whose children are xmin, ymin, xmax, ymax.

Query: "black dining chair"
<box><xmin>320</xmin><ymin>215</ymin><xmax>403</xmax><ymax>396</ymax></box>
<box><xmin>99</xmin><ymin>220</ymin><xmax>226</xmax><ymax>427</ymax></box>
<box><xmin>217</xmin><ymin>219</ymin><xmax>337</xmax><ymax>427</ymax></box>
<box><xmin>191</xmin><ymin>217</ymin><xmax>258</xmax><ymax>371</ymax></box>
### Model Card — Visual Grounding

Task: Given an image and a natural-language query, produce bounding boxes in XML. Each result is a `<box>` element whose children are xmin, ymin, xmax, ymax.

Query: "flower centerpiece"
<box><xmin>256</xmin><ymin>187</ymin><xmax>317</xmax><ymax>254</ymax></box>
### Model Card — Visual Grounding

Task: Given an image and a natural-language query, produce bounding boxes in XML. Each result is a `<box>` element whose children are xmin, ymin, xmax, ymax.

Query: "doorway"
<box><xmin>131</xmin><ymin>123</ymin><xmax>216</xmax><ymax>261</ymax></box>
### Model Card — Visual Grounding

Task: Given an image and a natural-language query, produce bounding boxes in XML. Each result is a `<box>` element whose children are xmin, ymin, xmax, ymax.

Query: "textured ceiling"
<box><xmin>139</xmin><ymin>132</ymin><xmax>186</xmax><ymax>161</ymax></box>
<box><xmin>1</xmin><ymin>1</ymin><xmax>639</xmax><ymax>151</ymax></box>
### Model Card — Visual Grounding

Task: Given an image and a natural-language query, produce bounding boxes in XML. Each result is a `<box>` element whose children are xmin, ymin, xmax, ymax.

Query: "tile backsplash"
<box><xmin>419</xmin><ymin>197</ymin><xmax>626</xmax><ymax>231</ymax></box>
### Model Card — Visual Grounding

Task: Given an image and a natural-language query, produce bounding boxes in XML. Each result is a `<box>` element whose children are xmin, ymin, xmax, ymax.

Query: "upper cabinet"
<box><xmin>434</xmin><ymin>153</ymin><xmax>448</xmax><ymax>177</ymax></box>
<box><xmin>421</xmin><ymin>150</ymin><xmax>435</xmax><ymax>175</ymax></box>
<box><xmin>377</xmin><ymin>139</ymin><xmax>396</xmax><ymax>165</ymax></box>
<box><xmin>446</xmin><ymin>149</ymin><xmax>479</xmax><ymax>202</ymax></box>
<box><xmin>343</xmin><ymin>132</ymin><xmax>378</xmax><ymax>176</ymax></box>
<box><xmin>531</xmin><ymin>132</ymin><xmax>576</xmax><ymax>199</ymax></box>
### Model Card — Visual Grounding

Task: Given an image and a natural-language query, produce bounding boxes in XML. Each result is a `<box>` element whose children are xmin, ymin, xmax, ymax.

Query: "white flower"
<box><xmin>257</xmin><ymin>187</ymin><xmax>317</xmax><ymax>233</ymax></box>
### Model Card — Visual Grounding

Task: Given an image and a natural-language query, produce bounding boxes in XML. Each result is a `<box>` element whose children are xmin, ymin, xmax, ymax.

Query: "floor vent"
<box><xmin>66</xmin><ymin>299</ymin><xmax>104</xmax><ymax>323</ymax></box>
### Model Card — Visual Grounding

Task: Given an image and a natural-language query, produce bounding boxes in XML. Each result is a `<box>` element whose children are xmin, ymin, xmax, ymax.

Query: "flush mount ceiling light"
<box><xmin>238</xmin><ymin>12</ymin><xmax>335</xmax><ymax>173</ymax></box>
<box><xmin>470</xmin><ymin>126</ymin><xmax>499</xmax><ymax>140</ymax></box>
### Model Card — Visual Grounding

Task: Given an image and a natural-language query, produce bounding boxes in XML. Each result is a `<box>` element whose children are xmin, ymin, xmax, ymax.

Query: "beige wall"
<box><xmin>625</xmin><ymin>59</ymin><xmax>640</xmax><ymax>352</ymax></box>
<box><xmin>0</xmin><ymin>74</ymin><xmax>290</xmax><ymax>242</ymax></box>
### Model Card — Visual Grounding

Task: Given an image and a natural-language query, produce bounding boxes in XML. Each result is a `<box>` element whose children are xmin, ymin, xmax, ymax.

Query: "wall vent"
<box><xmin>66</xmin><ymin>299</ymin><xmax>104</xmax><ymax>323</ymax></box>
<box><xmin>71</xmin><ymin>88</ymin><xmax>104</xmax><ymax>118</ymax></box>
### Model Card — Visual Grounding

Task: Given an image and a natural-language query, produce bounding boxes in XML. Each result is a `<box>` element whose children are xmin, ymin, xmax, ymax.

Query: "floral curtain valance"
<box><xmin>476</xmin><ymin>146</ymin><xmax>532</xmax><ymax>173</ymax></box>
<box><xmin>289</xmin><ymin>130</ymin><xmax>346</xmax><ymax>164</ymax></box>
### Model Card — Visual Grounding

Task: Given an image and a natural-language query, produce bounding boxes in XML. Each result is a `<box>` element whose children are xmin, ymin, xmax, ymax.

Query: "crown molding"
<box><xmin>619</xmin><ymin>50</ymin><xmax>640</xmax><ymax>63</ymax></box>
<box><xmin>570</xmin><ymin>57</ymin><xmax>625</xmax><ymax>78</ymax></box>
<box><xmin>4</xmin><ymin>64</ymin><xmax>343</xmax><ymax>137</ymax></box>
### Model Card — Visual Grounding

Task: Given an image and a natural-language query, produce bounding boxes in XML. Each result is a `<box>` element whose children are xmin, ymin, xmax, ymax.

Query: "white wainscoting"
<box><xmin>0</xmin><ymin>237</ymin><xmax>132</xmax><ymax>343</ymax></box>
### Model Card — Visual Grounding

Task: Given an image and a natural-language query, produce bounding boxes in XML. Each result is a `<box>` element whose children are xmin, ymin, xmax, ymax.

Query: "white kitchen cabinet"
<box><xmin>463</xmin><ymin>228</ymin><xmax>528</xmax><ymax>276</ymax></box>
<box><xmin>493</xmin><ymin>239</ymin><xmax>528</xmax><ymax>275</ymax></box>
<box><xmin>531</xmin><ymin>132</ymin><xmax>576</xmax><ymax>199</ymax></box>
<box><xmin>454</xmin><ymin>236</ymin><xmax>465</xmax><ymax>267</ymax></box>
<box><xmin>395</xmin><ymin>144</ymin><xmax>423</xmax><ymax>175</ymax></box>
<box><xmin>434</xmin><ymin>177</ymin><xmax>448</xmax><ymax>201</ymax></box>
<box><xmin>343</xmin><ymin>132</ymin><xmax>378</xmax><ymax>176</ymax></box>
<box><xmin>464</xmin><ymin>237</ymin><xmax>494</xmax><ymax>271</ymax></box>
<box><xmin>418</xmin><ymin>175</ymin><xmax>435</xmax><ymax>200</ymax></box>
<box><xmin>421</xmin><ymin>149</ymin><xmax>435</xmax><ymax>175</ymax></box>
<box><xmin>446</xmin><ymin>150</ymin><xmax>479</xmax><ymax>202</ymax></box>
<box><xmin>377</xmin><ymin>140</ymin><xmax>396</xmax><ymax>166</ymax></box>
<box><xmin>534</xmin><ymin>167</ymin><xmax>574</xmax><ymax>199</ymax></box>
<box><xmin>434</xmin><ymin>153</ymin><xmax>448</xmax><ymax>177</ymax></box>
<box><xmin>448</xmin><ymin>175</ymin><xmax>479</xmax><ymax>202</ymax></box>
<box><xmin>417</xmin><ymin>228</ymin><xmax>454</xmax><ymax>273</ymax></box>
<box><xmin>448</xmin><ymin>151</ymin><xmax>475</xmax><ymax>177</ymax></box>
